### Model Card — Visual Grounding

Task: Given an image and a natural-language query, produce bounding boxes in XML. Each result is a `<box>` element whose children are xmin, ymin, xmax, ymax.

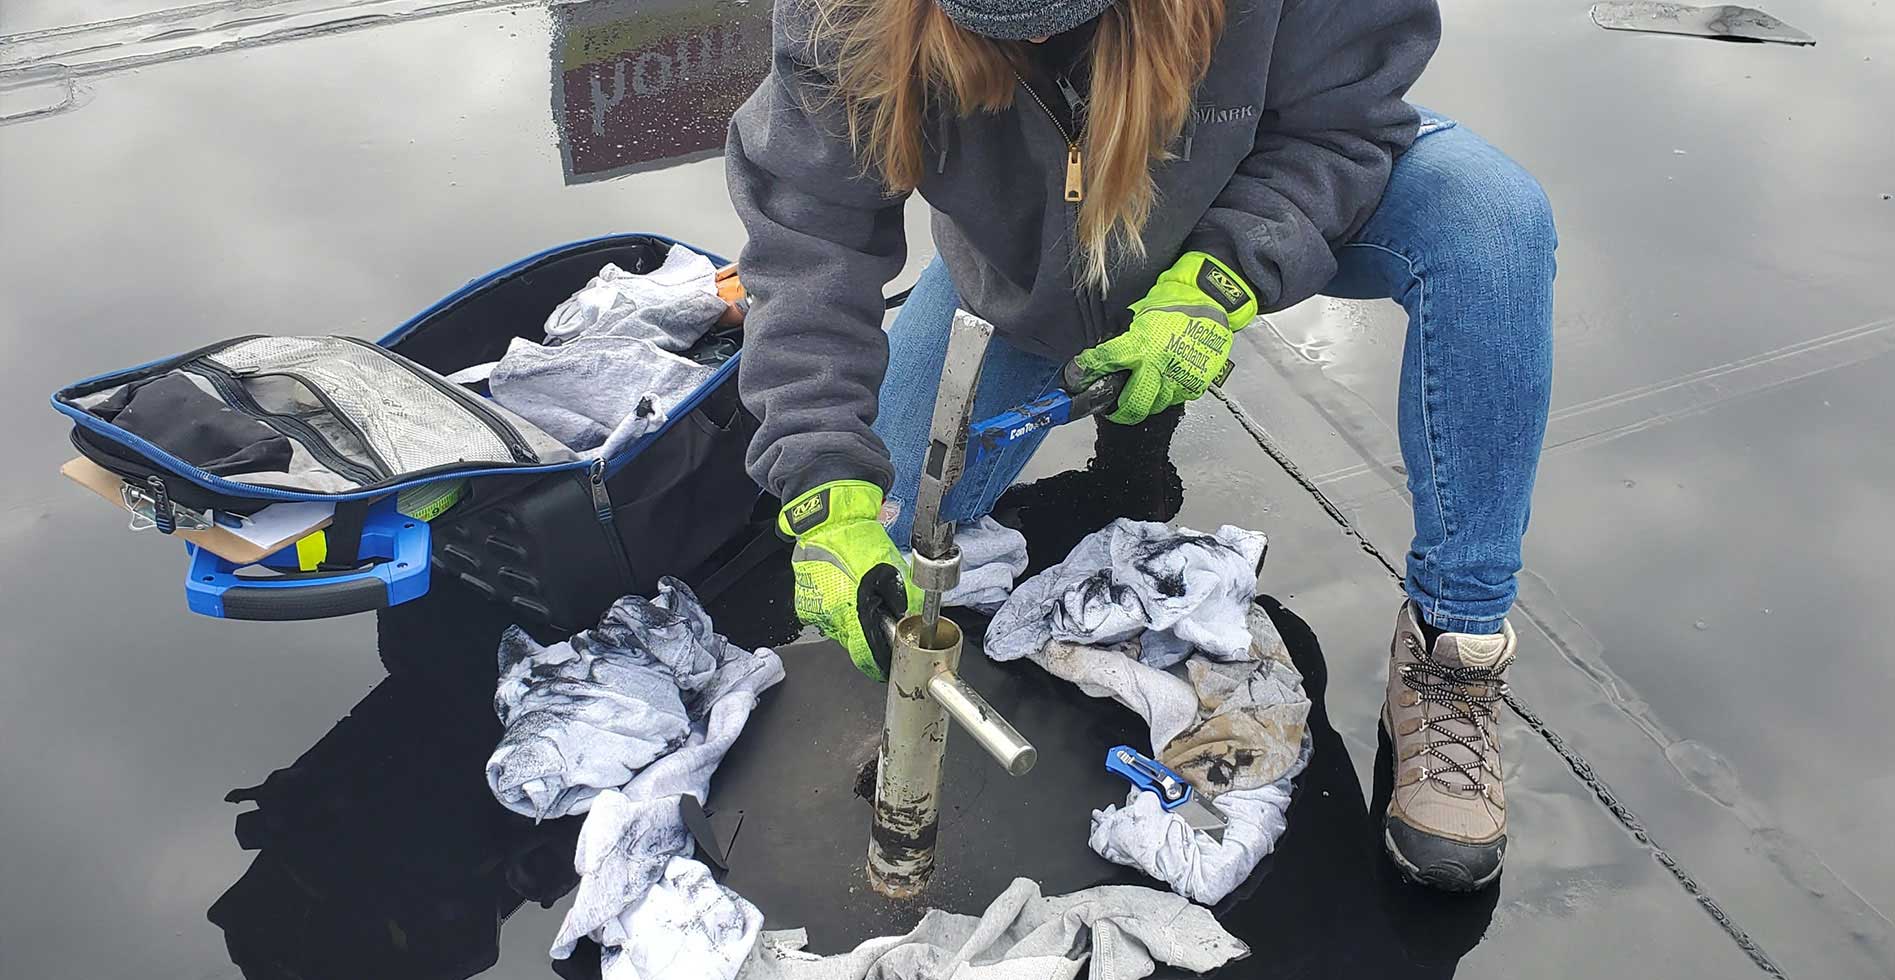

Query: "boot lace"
<box><xmin>1401</xmin><ymin>634</ymin><xmax>1508</xmax><ymax>794</ymax></box>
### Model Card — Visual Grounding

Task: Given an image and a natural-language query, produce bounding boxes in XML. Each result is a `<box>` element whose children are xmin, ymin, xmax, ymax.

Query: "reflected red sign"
<box><xmin>552</xmin><ymin>0</ymin><xmax>773</xmax><ymax>183</ymax></box>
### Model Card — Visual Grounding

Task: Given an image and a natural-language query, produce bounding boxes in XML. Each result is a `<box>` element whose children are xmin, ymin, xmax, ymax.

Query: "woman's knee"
<box><xmin>1399</xmin><ymin>128</ymin><xmax>1558</xmax><ymax>284</ymax></box>
<box><xmin>1485</xmin><ymin>160</ymin><xmax>1557</xmax><ymax>278</ymax></box>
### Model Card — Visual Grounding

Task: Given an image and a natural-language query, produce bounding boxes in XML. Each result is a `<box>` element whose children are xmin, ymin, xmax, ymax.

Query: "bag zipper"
<box><xmin>339</xmin><ymin>337</ymin><xmax>536</xmax><ymax>463</ymax></box>
<box><xmin>63</xmin><ymin>395</ymin><xmax>593</xmax><ymax>504</ymax></box>
<box><xmin>55</xmin><ymin>334</ymin><xmax>264</xmax><ymax>406</ymax></box>
<box><xmin>587</xmin><ymin>457</ymin><xmax>638</xmax><ymax>583</ymax></box>
<box><xmin>69</xmin><ymin>426</ymin><xmax>255</xmax><ymax>514</ymax></box>
<box><xmin>587</xmin><ymin>457</ymin><xmax>613</xmax><ymax>520</ymax></box>
<box><xmin>237</xmin><ymin>368</ymin><xmax>396</xmax><ymax>478</ymax></box>
<box><xmin>185</xmin><ymin>364</ymin><xmax>385</xmax><ymax>486</ymax></box>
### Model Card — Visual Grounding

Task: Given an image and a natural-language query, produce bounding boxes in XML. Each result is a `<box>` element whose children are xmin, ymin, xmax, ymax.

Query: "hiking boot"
<box><xmin>1381</xmin><ymin>602</ymin><xmax>1514</xmax><ymax>891</ymax></box>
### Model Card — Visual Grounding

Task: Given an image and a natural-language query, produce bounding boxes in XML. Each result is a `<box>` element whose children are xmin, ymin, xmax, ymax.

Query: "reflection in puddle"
<box><xmin>208</xmin><ymin>592</ymin><xmax>582</xmax><ymax>980</ymax></box>
<box><xmin>1264</xmin><ymin>295</ymin><xmax>1384</xmax><ymax>378</ymax></box>
<box><xmin>994</xmin><ymin>406</ymin><xmax>1187</xmax><ymax>573</ymax></box>
<box><xmin>551</xmin><ymin>0</ymin><xmax>772</xmax><ymax>183</ymax></box>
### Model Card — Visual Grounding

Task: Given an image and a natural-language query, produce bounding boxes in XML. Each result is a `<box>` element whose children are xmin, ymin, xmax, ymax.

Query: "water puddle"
<box><xmin>1</xmin><ymin>0</ymin><xmax>541</xmax><ymax>78</ymax></box>
<box><xmin>1262</xmin><ymin>296</ymin><xmax>1386</xmax><ymax>387</ymax></box>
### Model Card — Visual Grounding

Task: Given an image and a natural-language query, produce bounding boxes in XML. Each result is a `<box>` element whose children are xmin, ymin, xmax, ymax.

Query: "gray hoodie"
<box><xmin>727</xmin><ymin>0</ymin><xmax>1440</xmax><ymax>502</ymax></box>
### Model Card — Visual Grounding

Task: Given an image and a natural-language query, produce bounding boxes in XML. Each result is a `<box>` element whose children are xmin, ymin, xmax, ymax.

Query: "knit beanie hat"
<box><xmin>935</xmin><ymin>0</ymin><xmax>1116</xmax><ymax>41</ymax></box>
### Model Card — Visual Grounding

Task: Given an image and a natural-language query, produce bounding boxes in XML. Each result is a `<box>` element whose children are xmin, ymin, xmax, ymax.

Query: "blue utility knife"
<box><xmin>1105</xmin><ymin>745</ymin><xmax>1228</xmax><ymax>843</ymax></box>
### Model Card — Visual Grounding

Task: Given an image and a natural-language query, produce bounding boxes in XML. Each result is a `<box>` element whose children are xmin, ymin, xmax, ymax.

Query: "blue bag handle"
<box><xmin>184</xmin><ymin>498</ymin><xmax>431</xmax><ymax>620</ymax></box>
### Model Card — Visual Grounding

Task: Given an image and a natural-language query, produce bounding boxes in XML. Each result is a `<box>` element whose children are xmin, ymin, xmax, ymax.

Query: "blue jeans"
<box><xmin>873</xmin><ymin>114</ymin><xmax>1556</xmax><ymax>634</ymax></box>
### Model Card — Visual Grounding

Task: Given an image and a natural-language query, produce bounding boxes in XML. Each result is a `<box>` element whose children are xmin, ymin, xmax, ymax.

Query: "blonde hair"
<box><xmin>808</xmin><ymin>0</ymin><xmax>1225</xmax><ymax>287</ymax></box>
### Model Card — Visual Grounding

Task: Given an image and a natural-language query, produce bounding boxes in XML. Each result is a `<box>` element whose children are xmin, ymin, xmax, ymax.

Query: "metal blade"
<box><xmin>1177</xmin><ymin>796</ymin><xmax>1228</xmax><ymax>844</ymax></box>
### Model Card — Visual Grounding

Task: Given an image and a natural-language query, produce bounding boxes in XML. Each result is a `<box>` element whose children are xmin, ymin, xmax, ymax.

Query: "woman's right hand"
<box><xmin>778</xmin><ymin>480</ymin><xmax>921</xmax><ymax>682</ymax></box>
<box><xmin>1074</xmin><ymin>251</ymin><xmax>1258</xmax><ymax>424</ymax></box>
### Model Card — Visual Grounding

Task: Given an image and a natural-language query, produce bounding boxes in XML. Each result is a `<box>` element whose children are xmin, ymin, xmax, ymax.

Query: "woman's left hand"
<box><xmin>1074</xmin><ymin>252</ymin><xmax>1259</xmax><ymax>425</ymax></box>
<box><xmin>714</xmin><ymin>263</ymin><xmax>748</xmax><ymax>327</ymax></box>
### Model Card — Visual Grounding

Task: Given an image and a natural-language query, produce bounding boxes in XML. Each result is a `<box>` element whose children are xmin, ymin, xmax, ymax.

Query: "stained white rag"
<box><xmin>543</xmin><ymin>245</ymin><xmax>727</xmax><ymax>350</ymax></box>
<box><xmin>546</xmin><ymin>651</ymin><xmax>783</xmax><ymax>956</ymax></box>
<box><xmin>1031</xmin><ymin>607</ymin><xmax>1309</xmax><ymax>788</ymax></box>
<box><xmin>739</xmin><ymin>877</ymin><xmax>1249</xmax><ymax>980</ymax></box>
<box><xmin>984</xmin><ymin>519</ymin><xmax>1266</xmax><ymax>668</ymax></box>
<box><xmin>983</xmin><ymin>522</ymin><xmax>1310</xmax><ymax>904</ymax></box>
<box><xmin>597</xmin><ymin>856</ymin><xmax>764</xmax><ymax>980</ymax></box>
<box><xmin>549</xmin><ymin>656</ymin><xmax>781</xmax><ymax>976</ymax></box>
<box><xmin>1088</xmin><ymin>761</ymin><xmax>1303</xmax><ymax>906</ymax></box>
<box><xmin>486</xmin><ymin>579</ymin><xmax>782</xmax><ymax>818</ymax></box>
<box><xmin>595</xmin><ymin>395</ymin><xmax>667</xmax><ymax>461</ymax></box>
<box><xmin>1038</xmin><ymin>609</ymin><xmax>1311</xmax><ymax>904</ymax></box>
<box><xmin>487</xmin><ymin>579</ymin><xmax>769</xmax><ymax>820</ymax></box>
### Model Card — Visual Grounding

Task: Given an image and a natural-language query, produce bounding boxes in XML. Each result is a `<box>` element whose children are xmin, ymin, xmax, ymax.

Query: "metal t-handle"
<box><xmin>866</xmin><ymin>308</ymin><xmax>1038</xmax><ymax>899</ymax></box>
<box><xmin>927</xmin><ymin>670</ymin><xmax>1037</xmax><ymax>776</ymax></box>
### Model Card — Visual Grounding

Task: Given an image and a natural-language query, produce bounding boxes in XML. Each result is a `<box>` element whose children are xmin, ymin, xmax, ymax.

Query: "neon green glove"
<box><xmin>779</xmin><ymin>480</ymin><xmax>921</xmax><ymax>682</ymax></box>
<box><xmin>1074</xmin><ymin>251</ymin><xmax>1258</xmax><ymax>425</ymax></box>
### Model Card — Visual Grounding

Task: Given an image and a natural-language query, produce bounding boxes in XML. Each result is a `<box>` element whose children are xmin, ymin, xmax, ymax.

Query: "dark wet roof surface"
<box><xmin>3</xmin><ymin>0</ymin><xmax>1894</xmax><ymax>976</ymax></box>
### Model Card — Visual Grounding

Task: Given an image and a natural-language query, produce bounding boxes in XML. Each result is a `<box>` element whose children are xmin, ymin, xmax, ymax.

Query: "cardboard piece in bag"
<box><xmin>60</xmin><ymin>457</ymin><xmax>332</xmax><ymax>565</ymax></box>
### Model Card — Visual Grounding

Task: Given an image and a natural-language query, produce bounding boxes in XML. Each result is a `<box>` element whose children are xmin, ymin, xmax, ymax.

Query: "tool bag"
<box><xmin>52</xmin><ymin>233</ymin><xmax>764</xmax><ymax>629</ymax></box>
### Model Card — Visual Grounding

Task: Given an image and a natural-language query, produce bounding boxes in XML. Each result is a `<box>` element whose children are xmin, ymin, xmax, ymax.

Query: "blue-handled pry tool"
<box><xmin>963</xmin><ymin>361</ymin><xmax>1127</xmax><ymax>475</ymax></box>
<box><xmin>1105</xmin><ymin>744</ymin><xmax>1229</xmax><ymax>843</ymax></box>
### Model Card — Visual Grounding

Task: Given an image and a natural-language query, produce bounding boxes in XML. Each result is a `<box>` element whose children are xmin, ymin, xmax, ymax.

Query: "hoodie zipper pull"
<box><xmin>1054</xmin><ymin>74</ymin><xmax>1086</xmax><ymax>202</ymax></box>
<box><xmin>1055</xmin><ymin>74</ymin><xmax>1086</xmax><ymax>117</ymax></box>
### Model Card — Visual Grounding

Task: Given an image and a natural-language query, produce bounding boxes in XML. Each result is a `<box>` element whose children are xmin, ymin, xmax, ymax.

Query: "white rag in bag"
<box><xmin>739</xmin><ymin>877</ymin><xmax>1250</xmax><ymax>980</ymax></box>
<box><xmin>596</xmin><ymin>394</ymin><xmax>668</xmax><ymax>461</ymax></box>
<box><xmin>488</xmin><ymin>334</ymin><xmax>714</xmax><ymax>453</ymax></box>
<box><xmin>542</xmin><ymin>244</ymin><xmax>728</xmax><ymax>350</ymax></box>
<box><xmin>474</xmin><ymin>244</ymin><xmax>728</xmax><ymax>453</ymax></box>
